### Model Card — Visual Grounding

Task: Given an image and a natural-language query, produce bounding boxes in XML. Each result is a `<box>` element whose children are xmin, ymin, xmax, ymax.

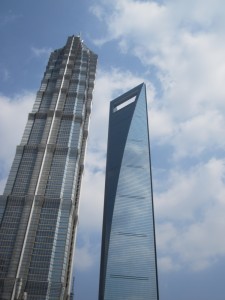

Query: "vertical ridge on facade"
<box><xmin>0</xmin><ymin>35</ymin><xmax>97</xmax><ymax>300</ymax></box>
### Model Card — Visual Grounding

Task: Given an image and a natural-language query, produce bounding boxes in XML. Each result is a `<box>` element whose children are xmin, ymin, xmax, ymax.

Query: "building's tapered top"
<box><xmin>99</xmin><ymin>83</ymin><xmax>159</xmax><ymax>300</ymax></box>
<box><xmin>0</xmin><ymin>35</ymin><xmax>97</xmax><ymax>300</ymax></box>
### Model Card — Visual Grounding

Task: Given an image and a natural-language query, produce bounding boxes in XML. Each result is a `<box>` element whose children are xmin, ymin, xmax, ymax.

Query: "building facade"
<box><xmin>0</xmin><ymin>35</ymin><xmax>97</xmax><ymax>299</ymax></box>
<box><xmin>99</xmin><ymin>83</ymin><xmax>159</xmax><ymax>300</ymax></box>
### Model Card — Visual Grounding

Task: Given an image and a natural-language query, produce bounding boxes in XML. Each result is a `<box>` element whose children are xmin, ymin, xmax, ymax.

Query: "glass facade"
<box><xmin>99</xmin><ymin>84</ymin><xmax>159</xmax><ymax>300</ymax></box>
<box><xmin>0</xmin><ymin>36</ymin><xmax>97</xmax><ymax>299</ymax></box>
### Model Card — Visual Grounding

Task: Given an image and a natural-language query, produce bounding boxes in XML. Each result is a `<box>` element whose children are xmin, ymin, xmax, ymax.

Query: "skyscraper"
<box><xmin>0</xmin><ymin>35</ymin><xmax>97</xmax><ymax>300</ymax></box>
<box><xmin>99</xmin><ymin>83</ymin><xmax>159</xmax><ymax>300</ymax></box>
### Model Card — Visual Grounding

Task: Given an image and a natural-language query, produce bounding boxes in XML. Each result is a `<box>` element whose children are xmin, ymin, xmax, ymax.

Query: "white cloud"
<box><xmin>158</xmin><ymin>256</ymin><xmax>180</xmax><ymax>272</ymax></box>
<box><xmin>155</xmin><ymin>158</ymin><xmax>225</xmax><ymax>271</ymax></box>
<box><xmin>90</xmin><ymin>4</ymin><xmax>105</xmax><ymax>20</ymax></box>
<box><xmin>79</xmin><ymin>166</ymin><xmax>105</xmax><ymax>233</ymax></box>
<box><xmin>171</xmin><ymin>110</ymin><xmax>225</xmax><ymax>159</ymax></box>
<box><xmin>0</xmin><ymin>12</ymin><xmax>22</xmax><ymax>27</ymax></box>
<box><xmin>31</xmin><ymin>46</ymin><xmax>52</xmax><ymax>58</ymax></box>
<box><xmin>0</xmin><ymin>68</ymin><xmax>10</xmax><ymax>82</ymax></box>
<box><xmin>0</xmin><ymin>92</ymin><xmax>35</xmax><ymax>193</ymax></box>
<box><xmin>149</xmin><ymin>108</ymin><xmax>174</xmax><ymax>140</ymax></box>
<box><xmin>75</xmin><ymin>238</ymin><xmax>99</xmax><ymax>272</ymax></box>
<box><xmin>0</xmin><ymin>178</ymin><xmax>7</xmax><ymax>196</ymax></box>
<box><xmin>91</xmin><ymin>0</ymin><xmax>225</xmax><ymax>160</ymax></box>
<box><xmin>156</xmin><ymin>158</ymin><xmax>225</xmax><ymax>222</ymax></box>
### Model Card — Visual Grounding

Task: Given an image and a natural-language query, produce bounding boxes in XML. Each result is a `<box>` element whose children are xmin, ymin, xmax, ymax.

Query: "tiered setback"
<box><xmin>0</xmin><ymin>36</ymin><xmax>97</xmax><ymax>300</ymax></box>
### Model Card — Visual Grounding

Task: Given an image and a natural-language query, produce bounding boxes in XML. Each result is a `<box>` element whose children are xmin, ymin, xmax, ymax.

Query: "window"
<box><xmin>113</xmin><ymin>96</ymin><xmax>136</xmax><ymax>112</ymax></box>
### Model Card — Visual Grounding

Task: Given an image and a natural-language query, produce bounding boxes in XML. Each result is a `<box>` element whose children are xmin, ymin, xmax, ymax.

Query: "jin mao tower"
<box><xmin>0</xmin><ymin>35</ymin><xmax>97</xmax><ymax>299</ymax></box>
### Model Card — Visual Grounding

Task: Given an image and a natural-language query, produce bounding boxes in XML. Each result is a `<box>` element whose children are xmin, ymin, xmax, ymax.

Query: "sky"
<box><xmin>1</xmin><ymin>0</ymin><xmax>225</xmax><ymax>299</ymax></box>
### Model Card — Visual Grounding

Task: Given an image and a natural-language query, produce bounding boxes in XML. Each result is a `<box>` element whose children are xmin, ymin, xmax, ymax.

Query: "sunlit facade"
<box><xmin>0</xmin><ymin>35</ymin><xmax>97</xmax><ymax>299</ymax></box>
<box><xmin>99</xmin><ymin>83</ymin><xmax>159</xmax><ymax>300</ymax></box>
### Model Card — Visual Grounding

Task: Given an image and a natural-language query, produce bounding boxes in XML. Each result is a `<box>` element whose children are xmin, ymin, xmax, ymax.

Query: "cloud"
<box><xmin>171</xmin><ymin>110</ymin><xmax>225</xmax><ymax>159</ymax></box>
<box><xmin>0</xmin><ymin>92</ymin><xmax>34</xmax><ymax>192</ymax></box>
<box><xmin>0</xmin><ymin>12</ymin><xmax>22</xmax><ymax>27</ymax></box>
<box><xmin>91</xmin><ymin>0</ymin><xmax>225</xmax><ymax>161</ymax></box>
<box><xmin>90</xmin><ymin>4</ymin><xmax>105</xmax><ymax>21</ymax></box>
<box><xmin>75</xmin><ymin>238</ymin><xmax>99</xmax><ymax>272</ymax></box>
<box><xmin>0</xmin><ymin>68</ymin><xmax>10</xmax><ymax>82</ymax></box>
<box><xmin>31</xmin><ymin>46</ymin><xmax>52</xmax><ymax>58</ymax></box>
<box><xmin>155</xmin><ymin>158</ymin><xmax>225</xmax><ymax>271</ymax></box>
<box><xmin>79</xmin><ymin>166</ymin><xmax>105</xmax><ymax>233</ymax></box>
<box><xmin>158</xmin><ymin>256</ymin><xmax>180</xmax><ymax>272</ymax></box>
<box><xmin>149</xmin><ymin>108</ymin><xmax>174</xmax><ymax>140</ymax></box>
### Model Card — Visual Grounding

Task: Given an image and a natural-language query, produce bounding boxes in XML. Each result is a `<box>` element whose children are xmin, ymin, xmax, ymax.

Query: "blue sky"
<box><xmin>1</xmin><ymin>0</ymin><xmax>225</xmax><ymax>299</ymax></box>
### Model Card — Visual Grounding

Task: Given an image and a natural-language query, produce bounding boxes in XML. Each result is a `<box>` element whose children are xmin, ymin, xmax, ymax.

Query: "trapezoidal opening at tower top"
<box><xmin>113</xmin><ymin>95</ymin><xmax>136</xmax><ymax>112</ymax></box>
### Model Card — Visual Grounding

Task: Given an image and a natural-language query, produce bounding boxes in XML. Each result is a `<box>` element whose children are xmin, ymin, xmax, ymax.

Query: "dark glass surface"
<box><xmin>99</xmin><ymin>84</ymin><xmax>159</xmax><ymax>300</ymax></box>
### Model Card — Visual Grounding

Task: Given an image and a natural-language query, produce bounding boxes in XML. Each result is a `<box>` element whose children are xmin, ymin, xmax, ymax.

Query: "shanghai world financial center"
<box><xmin>99</xmin><ymin>84</ymin><xmax>159</xmax><ymax>300</ymax></box>
<box><xmin>0</xmin><ymin>36</ymin><xmax>159</xmax><ymax>299</ymax></box>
